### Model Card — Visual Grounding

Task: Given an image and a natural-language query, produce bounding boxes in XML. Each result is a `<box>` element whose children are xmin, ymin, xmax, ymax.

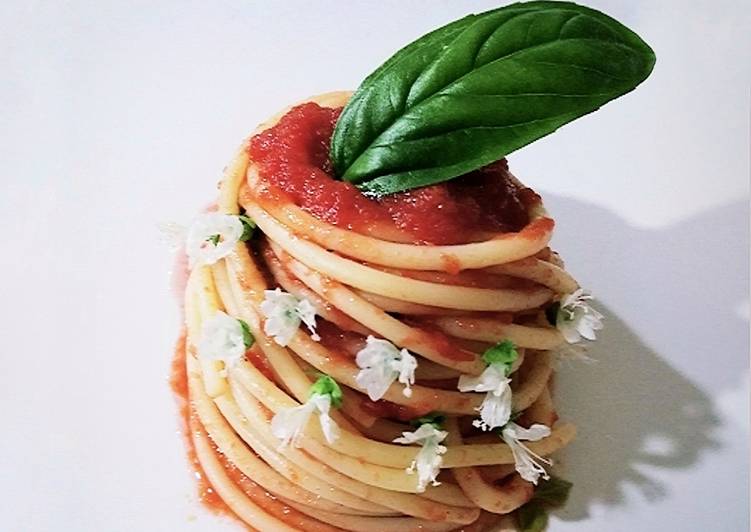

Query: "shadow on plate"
<box><xmin>540</xmin><ymin>194</ymin><xmax>749</xmax><ymax>520</ymax></box>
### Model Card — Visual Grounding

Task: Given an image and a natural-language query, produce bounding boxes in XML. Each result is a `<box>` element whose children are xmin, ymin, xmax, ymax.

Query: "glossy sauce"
<box><xmin>360</xmin><ymin>397</ymin><xmax>434</xmax><ymax>421</ymax></box>
<box><xmin>316</xmin><ymin>320</ymin><xmax>367</xmax><ymax>355</ymax></box>
<box><xmin>249</xmin><ymin>103</ymin><xmax>535</xmax><ymax>245</ymax></box>
<box><xmin>401</xmin><ymin>321</ymin><xmax>476</xmax><ymax>362</ymax></box>
<box><xmin>245</xmin><ymin>346</ymin><xmax>275</xmax><ymax>381</ymax></box>
<box><xmin>170</xmin><ymin>334</ymin><xmax>235</xmax><ymax>517</ymax></box>
<box><xmin>172</xmin><ymin>335</ymin><xmax>341</xmax><ymax>532</ymax></box>
<box><xmin>173</xmin><ymin>100</ymin><xmax>548</xmax><ymax>525</ymax></box>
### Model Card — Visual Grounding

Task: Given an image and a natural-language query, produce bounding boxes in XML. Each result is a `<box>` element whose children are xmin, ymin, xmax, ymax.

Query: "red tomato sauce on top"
<box><xmin>249</xmin><ymin>103</ymin><xmax>534</xmax><ymax>245</ymax></box>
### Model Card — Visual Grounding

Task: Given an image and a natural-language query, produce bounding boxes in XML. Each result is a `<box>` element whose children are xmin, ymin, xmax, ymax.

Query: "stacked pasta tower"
<box><xmin>177</xmin><ymin>92</ymin><xmax>596</xmax><ymax>531</ymax></box>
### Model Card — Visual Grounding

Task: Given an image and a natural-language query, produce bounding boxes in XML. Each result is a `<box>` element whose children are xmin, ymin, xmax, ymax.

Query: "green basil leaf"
<box><xmin>309</xmin><ymin>375</ymin><xmax>343</xmax><ymax>408</ymax></box>
<box><xmin>482</xmin><ymin>339</ymin><xmax>519</xmax><ymax>368</ymax></box>
<box><xmin>238</xmin><ymin>319</ymin><xmax>254</xmax><ymax>349</ymax></box>
<box><xmin>533</xmin><ymin>475</ymin><xmax>573</xmax><ymax>507</ymax></box>
<box><xmin>330</xmin><ymin>1</ymin><xmax>655</xmax><ymax>195</ymax></box>
<box><xmin>517</xmin><ymin>501</ymin><xmax>549</xmax><ymax>532</ymax></box>
<box><xmin>238</xmin><ymin>214</ymin><xmax>256</xmax><ymax>242</ymax></box>
<box><xmin>516</xmin><ymin>475</ymin><xmax>573</xmax><ymax>531</ymax></box>
<box><xmin>410</xmin><ymin>412</ymin><xmax>446</xmax><ymax>428</ymax></box>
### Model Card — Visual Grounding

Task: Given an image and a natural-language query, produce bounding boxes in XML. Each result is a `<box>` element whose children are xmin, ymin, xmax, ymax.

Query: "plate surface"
<box><xmin>0</xmin><ymin>1</ymin><xmax>748</xmax><ymax>531</ymax></box>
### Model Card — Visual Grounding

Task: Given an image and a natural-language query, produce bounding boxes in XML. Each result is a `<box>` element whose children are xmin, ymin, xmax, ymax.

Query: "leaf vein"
<box><xmin>371</xmin><ymin>112</ymin><xmax>583</xmax><ymax>150</ymax></box>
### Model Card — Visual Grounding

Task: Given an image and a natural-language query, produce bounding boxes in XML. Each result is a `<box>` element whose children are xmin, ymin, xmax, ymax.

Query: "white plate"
<box><xmin>1</xmin><ymin>1</ymin><xmax>748</xmax><ymax>531</ymax></box>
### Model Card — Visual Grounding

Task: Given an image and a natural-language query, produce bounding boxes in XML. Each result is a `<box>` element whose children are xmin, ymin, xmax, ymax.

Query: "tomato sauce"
<box><xmin>401</xmin><ymin>320</ymin><xmax>476</xmax><ymax>362</ymax></box>
<box><xmin>170</xmin><ymin>334</ymin><xmax>236</xmax><ymax>518</ymax></box>
<box><xmin>360</xmin><ymin>397</ymin><xmax>434</xmax><ymax>421</ymax></box>
<box><xmin>191</xmin><ymin>413</ymin><xmax>341</xmax><ymax>532</ymax></box>
<box><xmin>172</xmin><ymin>334</ymin><xmax>341</xmax><ymax>531</ymax></box>
<box><xmin>315</xmin><ymin>320</ymin><xmax>366</xmax><ymax>355</ymax></box>
<box><xmin>244</xmin><ymin>346</ymin><xmax>276</xmax><ymax>382</ymax></box>
<box><xmin>249</xmin><ymin>102</ymin><xmax>533</xmax><ymax>245</ymax></box>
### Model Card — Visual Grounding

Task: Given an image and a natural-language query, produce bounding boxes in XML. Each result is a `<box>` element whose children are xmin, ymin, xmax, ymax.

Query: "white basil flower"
<box><xmin>457</xmin><ymin>340</ymin><xmax>518</xmax><ymax>431</ymax></box>
<box><xmin>270</xmin><ymin>376</ymin><xmax>342</xmax><ymax>448</ymax></box>
<box><xmin>355</xmin><ymin>336</ymin><xmax>418</xmax><ymax>401</ymax></box>
<box><xmin>458</xmin><ymin>364</ymin><xmax>513</xmax><ymax>431</ymax></box>
<box><xmin>186</xmin><ymin>213</ymin><xmax>244</xmax><ymax>267</ymax></box>
<box><xmin>556</xmin><ymin>289</ymin><xmax>604</xmax><ymax>343</ymax></box>
<box><xmin>294</xmin><ymin>298</ymin><xmax>320</xmax><ymax>340</ymax></box>
<box><xmin>501</xmin><ymin>422</ymin><xmax>552</xmax><ymax>485</ymax></box>
<box><xmin>260</xmin><ymin>288</ymin><xmax>321</xmax><ymax>346</ymax></box>
<box><xmin>199</xmin><ymin>311</ymin><xmax>253</xmax><ymax>376</ymax></box>
<box><xmin>393</xmin><ymin>423</ymin><xmax>448</xmax><ymax>492</ymax></box>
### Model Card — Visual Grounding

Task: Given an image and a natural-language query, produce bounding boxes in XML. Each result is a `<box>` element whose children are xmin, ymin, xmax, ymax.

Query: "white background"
<box><xmin>1</xmin><ymin>1</ymin><xmax>748</xmax><ymax>531</ymax></box>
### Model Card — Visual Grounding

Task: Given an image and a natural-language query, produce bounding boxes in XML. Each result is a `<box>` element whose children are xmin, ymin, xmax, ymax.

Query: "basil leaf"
<box><xmin>533</xmin><ymin>475</ymin><xmax>573</xmax><ymax>507</ymax></box>
<box><xmin>331</xmin><ymin>1</ymin><xmax>655</xmax><ymax>195</ymax></box>
<box><xmin>516</xmin><ymin>476</ymin><xmax>573</xmax><ymax>531</ymax></box>
<box><xmin>238</xmin><ymin>319</ymin><xmax>254</xmax><ymax>349</ymax></box>
<box><xmin>517</xmin><ymin>502</ymin><xmax>549</xmax><ymax>532</ymax></box>
<box><xmin>410</xmin><ymin>412</ymin><xmax>446</xmax><ymax>428</ymax></box>
<box><xmin>482</xmin><ymin>339</ymin><xmax>519</xmax><ymax>368</ymax></box>
<box><xmin>310</xmin><ymin>375</ymin><xmax>343</xmax><ymax>408</ymax></box>
<box><xmin>238</xmin><ymin>214</ymin><xmax>256</xmax><ymax>242</ymax></box>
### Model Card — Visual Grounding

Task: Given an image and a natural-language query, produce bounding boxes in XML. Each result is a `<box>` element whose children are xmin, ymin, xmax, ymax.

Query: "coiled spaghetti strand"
<box><xmin>175</xmin><ymin>91</ymin><xmax>579</xmax><ymax>531</ymax></box>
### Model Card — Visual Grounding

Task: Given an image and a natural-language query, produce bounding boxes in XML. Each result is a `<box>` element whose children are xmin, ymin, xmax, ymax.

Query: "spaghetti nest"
<box><xmin>178</xmin><ymin>92</ymin><xmax>578</xmax><ymax>531</ymax></box>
